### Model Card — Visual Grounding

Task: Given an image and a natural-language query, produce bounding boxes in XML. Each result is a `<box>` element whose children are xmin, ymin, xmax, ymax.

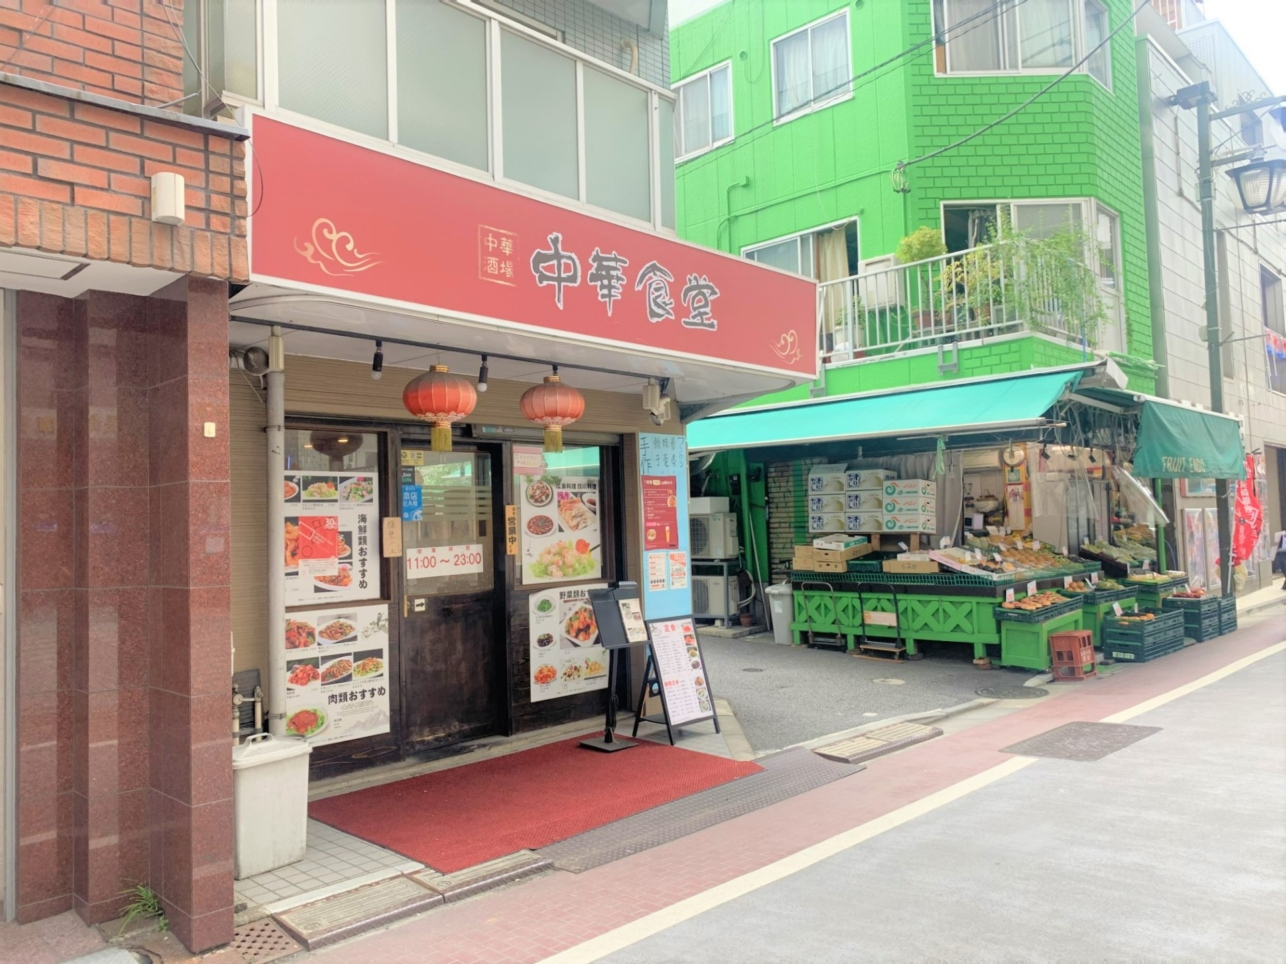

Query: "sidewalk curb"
<box><xmin>792</xmin><ymin>698</ymin><xmax>997</xmax><ymax>753</ymax></box>
<box><xmin>1238</xmin><ymin>594</ymin><xmax>1286</xmax><ymax>616</ymax></box>
<box><xmin>713</xmin><ymin>698</ymin><xmax>757</xmax><ymax>761</ymax></box>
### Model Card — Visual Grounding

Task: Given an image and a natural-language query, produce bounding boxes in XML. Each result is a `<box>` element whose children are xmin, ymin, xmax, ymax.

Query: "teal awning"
<box><xmin>1077</xmin><ymin>389</ymin><xmax>1246</xmax><ymax>480</ymax></box>
<box><xmin>687</xmin><ymin>368</ymin><xmax>1086</xmax><ymax>452</ymax></box>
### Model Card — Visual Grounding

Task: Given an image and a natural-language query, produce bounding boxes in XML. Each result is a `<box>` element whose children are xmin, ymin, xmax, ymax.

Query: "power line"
<box><xmin>899</xmin><ymin>0</ymin><xmax>1153</xmax><ymax>172</ymax></box>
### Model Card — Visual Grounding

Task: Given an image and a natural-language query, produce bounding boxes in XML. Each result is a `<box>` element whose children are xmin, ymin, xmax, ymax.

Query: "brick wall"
<box><xmin>0</xmin><ymin>0</ymin><xmax>183</xmax><ymax>106</ymax></box>
<box><xmin>0</xmin><ymin>80</ymin><xmax>247</xmax><ymax>280</ymax></box>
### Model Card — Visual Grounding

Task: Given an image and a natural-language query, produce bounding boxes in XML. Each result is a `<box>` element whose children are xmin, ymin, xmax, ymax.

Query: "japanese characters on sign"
<box><xmin>283</xmin><ymin>603</ymin><xmax>390</xmax><ymax>746</ymax></box>
<box><xmin>642</xmin><ymin>475</ymin><xmax>679</xmax><ymax>550</ymax></box>
<box><xmin>479</xmin><ymin>225</ymin><xmax>518</xmax><ymax>286</ymax></box>
<box><xmin>638</xmin><ymin>434</ymin><xmax>691</xmax><ymax>618</ymax></box>
<box><xmin>529</xmin><ymin>583</ymin><xmax>610</xmax><ymax>703</ymax></box>
<box><xmin>646</xmin><ymin>617</ymin><xmax>713</xmax><ymax>725</ymax></box>
<box><xmin>284</xmin><ymin>472</ymin><xmax>381</xmax><ymax>606</ymax></box>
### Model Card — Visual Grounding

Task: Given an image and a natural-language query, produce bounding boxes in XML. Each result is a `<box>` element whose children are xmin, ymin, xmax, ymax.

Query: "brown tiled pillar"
<box><xmin>70</xmin><ymin>292</ymin><xmax>153</xmax><ymax>925</ymax></box>
<box><xmin>14</xmin><ymin>293</ymin><xmax>77</xmax><ymax>923</ymax></box>
<box><xmin>146</xmin><ymin>277</ymin><xmax>234</xmax><ymax>952</ymax></box>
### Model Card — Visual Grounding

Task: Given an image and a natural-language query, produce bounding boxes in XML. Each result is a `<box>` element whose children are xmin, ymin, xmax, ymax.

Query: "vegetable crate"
<box><xmin>1102</xmin><ymin>609</ymin><xmax>1185</xmax><ymax>658</ymax></box>
<box><xmin>999</xmin><ymin>608</ymin><xmax>1083</xmax><ymax>671</ymax></box>
<box><xmin>1218</xmin><ymin>594</ymin><xmax>1238</xmax><ymax>635</ymax></box>
<box><xmin>1049</xmin><ymin>630</ymin><xmax>1096</xmax><ymax>681</ymax></box>
<box><xmin>994</xmin><ymin>594</ymin><xmax>1084</xmax><ymax>624</ymax></box>
<box><xmin>1162</xmin><ymin>595</ymin><xmax>1222</xmax><ymax>642</ymax></box>
<box><xmin>1129</xmin><ymin>577</ymin><xmax>1188</xmax><ymax>611</ymax></box>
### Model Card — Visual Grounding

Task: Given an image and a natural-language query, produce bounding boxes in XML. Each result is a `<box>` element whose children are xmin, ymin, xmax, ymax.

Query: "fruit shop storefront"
<box><xmin>230</xmin><ymin>114</ymin><xmax>816</xmax><ymax>777</ymax></box>
<box><xmin>688</xmin><ymin>364</ymin><xmax>1247</xmax><ymax>669</ymax></box>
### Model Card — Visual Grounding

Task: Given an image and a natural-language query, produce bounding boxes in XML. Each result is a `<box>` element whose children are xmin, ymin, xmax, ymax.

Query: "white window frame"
<box><xmin>673</xmin><ymin>60</ymin><xmax>734</xmax><ymax>163</ymax></box>
<box><xmin>934</xmin><ymin>0</ymin><xmax>1112</xmax><ymax>89</ymax></box>
<box><xmin>1082</xmin><ymin>0</ymin><xmax>1112</xmax><ymax>90</ymax></box>
<box><xmin>1093</xmin><ymin>201</ymin><xmax>1121</xmax><ymax>290</ymax></box>
<box><xmin>741</xmin><ymin>217</ymin><xmax>860</xmax><ymax>280</ymax></box>
<box><xmin>769</xmin><ymin>10</ymin><xmax>852</xmax><ymax>126</ymax></box>
<box><xmin>938</xmin><ymin>197</ymin><xmax>1121</xmax><ymax>278</ymax></box>
<box><xmin>261</xmin><ymin>0</ymin><xmax>678</xmax><ymax>233</ymax></box>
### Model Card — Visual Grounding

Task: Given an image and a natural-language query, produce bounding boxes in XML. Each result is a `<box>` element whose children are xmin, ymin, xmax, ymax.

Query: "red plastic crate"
<box><xmin>1050</xmin><ymin>629</ymin><xmax>1097</xmax><ymax>681</ymax></box>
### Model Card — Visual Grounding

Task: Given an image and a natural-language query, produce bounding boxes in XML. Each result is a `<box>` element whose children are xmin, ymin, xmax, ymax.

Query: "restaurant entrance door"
<box><xmin>398</xmin><ymin>444</ymin><xmax>507</xmax><ymax>751</ymax></box>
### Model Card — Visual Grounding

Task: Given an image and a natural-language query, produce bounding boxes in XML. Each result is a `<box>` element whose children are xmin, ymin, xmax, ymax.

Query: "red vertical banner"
<box><xmin>641</xmin><ymin>475</ymin><xmax>679</xmax><ymax>550</ymax></box>
<box><xmin>1232</xmin><ymin>454</ymin><xmax>1262</xmax><ymax>565</ymax></box>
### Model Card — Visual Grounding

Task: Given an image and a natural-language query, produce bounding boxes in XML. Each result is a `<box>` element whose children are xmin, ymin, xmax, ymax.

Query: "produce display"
<box><xmin>1113</xmin><ymin>612</ymin><xmax>1157</xmax><ymax>623</ymax></box>
<box><xmin>1127</xmin><ymin>571</ymin><xmax>1184</xmax><ymax>584</ymax></box>
<box><xmin>1000</xmin><ymin>591</ymin><xmax>1068</xmax><ymax>611</ymax></box>
<box><xmin>1084</xmin><ymin>538</ymin><xmax>1156</xmax><ymax>566</ymax></box>
<box><xmin>1096</xmin><ymin>578</ymin><xmax>1125</xmax><ymax>591</ymax></box>
<box><xmin>1168</xmin><ymin>587</ymin><xmax>1207</xmax><ymax>599</ymax></box>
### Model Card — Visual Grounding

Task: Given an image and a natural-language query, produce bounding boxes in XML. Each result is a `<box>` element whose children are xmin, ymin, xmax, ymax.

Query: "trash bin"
<box><xmin>765</xmin><ymin>582</ymin><xmax>795</xmax><ymax>646</ymax></box>
<box><xmin>232</xmin><ymin>733</ymin><xmax>312</xmax><ymax>879</ymax></box>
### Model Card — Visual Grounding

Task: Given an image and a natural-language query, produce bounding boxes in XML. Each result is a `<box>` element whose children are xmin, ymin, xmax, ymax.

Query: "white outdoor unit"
<box><xmin>692</xmin><ymin>574</ymin><xmax>739</xmax><ymax>619</ymax></box>
<box><xmin>690</xmin><ymin>512</ymin><xmax>739</xmax><ymax>560</ymax></box>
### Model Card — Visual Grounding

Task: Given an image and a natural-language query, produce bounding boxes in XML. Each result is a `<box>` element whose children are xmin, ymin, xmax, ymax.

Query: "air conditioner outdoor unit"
<box><xmin>692</xmin><ymin>574</ymin><xmax>739</xmax><ymax>619</ymax></box>
<box><xmin>690</xmin><ymin>512</ymin><xmax>739</xmax><ymax>560</ymax></box>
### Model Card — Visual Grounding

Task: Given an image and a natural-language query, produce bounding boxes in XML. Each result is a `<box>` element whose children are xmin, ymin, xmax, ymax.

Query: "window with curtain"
<box><xmin>771</xmin><ymin>11</ymin><xmax>850</xmax><ymax>121</ymax></box>
<box><xmin>936</xmin><ymin>0</ymin><xmax>1107</xmax><ymax>78</ymax></box>
<box><xmin>278</xmin><ymin>0</ymin><xmax>388</xmax><ymax>138</ymax></box>
<box><xmin>675</xmin><ymin>62</ymin><xmax>732</xmax><ymax>160</ymax></box>
<box><xmin>743</xmin><ymin>220</ymin><xmax>858</xmax><ymax>280</ymax></box>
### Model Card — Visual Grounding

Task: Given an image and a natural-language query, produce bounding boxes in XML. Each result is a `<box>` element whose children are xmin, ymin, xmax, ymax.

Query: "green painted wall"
<box><xmin>672</xmin><ymin>0</ymin><xmax>1156</xmax><ymax>395</ymax></box>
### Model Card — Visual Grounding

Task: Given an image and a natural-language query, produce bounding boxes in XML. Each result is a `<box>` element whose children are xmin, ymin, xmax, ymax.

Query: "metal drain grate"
<box><xmin>230</xmin><ymin>917</ymin><xmax>301</xmax><ymax>964</ymax></box>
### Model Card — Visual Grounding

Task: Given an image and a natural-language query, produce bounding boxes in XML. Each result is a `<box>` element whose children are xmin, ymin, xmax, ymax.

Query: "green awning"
<box><xmin>687</xmin><ymin>368</ymin><xmax>1086</xmax><ymax>452</ymax></box>
<box><xmin>1130</xmin><ymin>399</ymin><xmax>1245</xmax><ymax>479</ymax></box>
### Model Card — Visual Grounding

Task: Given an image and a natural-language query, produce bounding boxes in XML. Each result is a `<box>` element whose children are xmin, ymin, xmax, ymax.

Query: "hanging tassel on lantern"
<box><xmin>402</xmin><ymin>365</ymin><xmax>477</xmax><ymax>452</ymax></box>
<box><xmin>520</xmin><ymin>370</ymin><xmax>585</xmax><ymax>453</ymax></box>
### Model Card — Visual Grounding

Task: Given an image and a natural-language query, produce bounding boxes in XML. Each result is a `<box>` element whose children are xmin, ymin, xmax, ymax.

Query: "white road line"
<box><xmin>1101</xmin><ymin>640</ymin><xmax>1286</xmax><ymax>724</ymax></box>
<box><xmin>538</xmin><ymin>639</ymin><xmax>1286</xmax><ymax>964</ymax></box>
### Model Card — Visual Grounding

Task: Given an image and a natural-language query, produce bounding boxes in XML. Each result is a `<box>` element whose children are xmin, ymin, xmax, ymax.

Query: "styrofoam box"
<box><xmin>812</xmin><ymin>534</ymin><xmax>869</xmax><ymax>551</ymax></box>
<box><xmin>845</xmin><ymin>491</ymin><xmax>882</xmax><ymax>512</ymax></box>
<box><xmin>845</xmin><ymin>512</ymin><xmax>883</xmax><ymax>532</ymax></box>
<box><xmin>809</xmin><ymin>512</ymin><xmax>846</xmax><ymax>532</ymax></box>
<box><xmin>808</xmin><ymin>494</ymin><xmax>846</xmax><ymax>514</ymax></box>
<box><xmin>883</xmin><ymin>513</ymin><xmax>936</xmax><ymax>532</ymax></box>
<box><xmin>808</xmin><ymin>465</ymin><xmax>847</xmax><ymax>493</ymax></box>
<box><xmin>883</xmin><ymin>479</ymin><xmax>936</xmax><ymax>497</ymax></box>
<box><xmin>845</xmin><ymin>468</ymin><xmax>895</xmax><ymax>490</ymax></box>
<box><xmin>883</xmin><ymin>496</ymin><xmax>936</xmax><ymax>515</ymax></box>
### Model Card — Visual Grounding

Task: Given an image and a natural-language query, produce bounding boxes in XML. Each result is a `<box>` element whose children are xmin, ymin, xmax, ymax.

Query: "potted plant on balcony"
<box><xmin>895</xmin><ymin>228</ymin><xmax>948</xmax><ymax>340</ymax></box>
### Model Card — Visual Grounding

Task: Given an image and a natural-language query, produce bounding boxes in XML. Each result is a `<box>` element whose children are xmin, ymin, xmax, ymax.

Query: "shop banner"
<box><xmin>516</xmin><ymin>447</ymin><xmax>602</xmax><ymax>586</ymax></box>
<box><xmin>249</xmin><ymin>115</ymin><xmax>817</xmax><ymax>379</ymax></box>
<box><xmin>639</xmin><ymin>434</ymin><xmax>691</xmax><ymax>619</ymax></box>
<box><xmin>284</xmin><ymin>472</ymin><xmax>381</xmax><ymax>605</ymax></box>
<box><xmin>529</xmin><ymin>583</ymin><xmax>609</xmax><ymax>702</ymax></box>
<box><xmin>1233</xmin><ymin>454</ymin><xmax>1263</xmax><ymax>566</ymax></box>
<box><xmin>283</xmin><ymin>603</ymin><xmax>390</xmax><ymax>746</ymax></box>
<box><xmin>646</xmin><ymin>617</ymin><xmax>712</xmax><ymax>725</ymax></box>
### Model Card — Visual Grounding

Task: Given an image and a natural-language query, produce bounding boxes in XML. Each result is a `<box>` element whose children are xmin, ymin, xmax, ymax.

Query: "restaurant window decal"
<box><xmin>281</xmin><ymin>429</ymin><xmax>390</xmax><ymax>746</ymax></box>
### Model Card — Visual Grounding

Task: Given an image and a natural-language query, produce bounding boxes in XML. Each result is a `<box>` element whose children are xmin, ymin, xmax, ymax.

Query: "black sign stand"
<box><xmin>632</xmin><ymin>615</ymin><xmax>720</xmax><ymax>747</ymax></box>
<box><xmin>579</xmin><ymin>582</ymin><xmax>647</xmax><ymax>753</ymax></box>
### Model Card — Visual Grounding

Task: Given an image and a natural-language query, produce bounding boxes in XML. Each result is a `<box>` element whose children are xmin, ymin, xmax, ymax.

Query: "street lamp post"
<box><xmin>1174</xmin><ymin>82</ymin><xmax>1286</xmax><ymax>595</ymax></box>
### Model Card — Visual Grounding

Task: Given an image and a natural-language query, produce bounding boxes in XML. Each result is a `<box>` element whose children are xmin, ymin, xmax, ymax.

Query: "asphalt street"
<box><xmin>599</xmin><ymin>645</ymin><xmax>1286</xmax><ymax>963</ymax></box>
<box><xmin>697</xmin><ymin>633</ymin><xmax>996</xmax><ymax>753</ymax></box>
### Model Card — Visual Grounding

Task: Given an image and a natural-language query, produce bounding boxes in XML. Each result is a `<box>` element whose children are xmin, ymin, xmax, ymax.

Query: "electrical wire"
<box><xmin>899</xmin><ymin>0</ymin><xmax>1153</xmax><ymax>172</ymax></box>
<box><xmin>156</xmin><ymin>0</ymin><xmax>209</xmax><ymax>109</ymax></box>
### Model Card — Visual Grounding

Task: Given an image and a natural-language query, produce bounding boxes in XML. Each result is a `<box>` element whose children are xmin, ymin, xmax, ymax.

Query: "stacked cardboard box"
<box><xmin>793</xmin><ymin>535</ymin><xmax>871</xmax><ymax>572</ymax></box>
<box><xmin>881</xmin><ymin>480</ymin><xmax>936</xmax><ymax>532</ymax></box>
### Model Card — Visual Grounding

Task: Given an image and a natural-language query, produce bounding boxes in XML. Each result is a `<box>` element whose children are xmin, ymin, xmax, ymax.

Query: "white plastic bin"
<box><xmin>232</xmin><ymin>733</ymin><xmax>312</xmax><ymax>879</ymax></box>
<box><xmin>765</xmin><ymin>583</ymin><xmax>795</xmax><ymax>646</ymax></box>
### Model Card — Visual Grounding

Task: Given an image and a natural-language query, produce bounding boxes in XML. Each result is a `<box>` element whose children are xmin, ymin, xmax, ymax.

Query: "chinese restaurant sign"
<box><xmin>249</xmin><ymin>115</ymin><xmax>817</xmax><ymax>377</ymax></box>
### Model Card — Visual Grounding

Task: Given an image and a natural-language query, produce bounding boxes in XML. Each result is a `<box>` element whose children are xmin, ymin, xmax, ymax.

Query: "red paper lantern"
<box><xmin>519</xmin><ymin>373</ymin><xmax>585</xmax><ymax>452</ymax></box>
<box><xmin>402</xmin><ymin>365</ymin><xmax>477</xmax><ymax>451</ymax></box>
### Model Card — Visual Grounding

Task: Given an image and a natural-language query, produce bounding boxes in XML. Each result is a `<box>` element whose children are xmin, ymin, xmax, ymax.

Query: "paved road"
<box><xmin>698</xmin><ymin>634</ymin><xmax>994</xmax><ymax>753</ymax></box>
<box><xmin>599</xmin><ymin>647</ymin><xmax>1286</xmax><ymax>962</ymax></box>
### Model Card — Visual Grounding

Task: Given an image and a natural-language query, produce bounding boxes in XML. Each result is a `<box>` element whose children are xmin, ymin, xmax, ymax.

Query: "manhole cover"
<box><xmin>230</xmin><ymin>917</ymin><xmax>300</xmax><ymax>964</ymax></box>
<box><xmin>976</xmin><ymin>685</ymin><xmax>1048</xmax><ymax>699</ymax></box>
<box><xmin>872</xmin><ymin>678</ymin><xmax>905</xmax><ymax>685</ymax></box>
<box><xmin>1001</xmin><ymin>721</ymin><xmax>1161</xmax><ymax>761</ymax></box>
<box><xmin>742</xmin><ymin>667</ymin><xmax>765</xmax><ymax>673</ymax></box>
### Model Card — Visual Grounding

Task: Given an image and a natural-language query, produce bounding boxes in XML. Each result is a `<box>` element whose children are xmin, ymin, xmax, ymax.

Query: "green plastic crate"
<box><xmin>1104</xmin><ymin>636</ymin><xmax>1185</xmax><ymax>662</ymax></box>
<box><xmin>1218</xmin><ymin>594</ymin><xmax>1238</xmax><ymax>634</ymax></box>
<box><xmin>994</xmin><ymin>594</ymin><xmax>1084</xmax><ymax>624</ymax></box>
<box><xmin>1102</xmin><ymin>609</ymin><xmax>1185</xmax><ymax>647</ymax></box>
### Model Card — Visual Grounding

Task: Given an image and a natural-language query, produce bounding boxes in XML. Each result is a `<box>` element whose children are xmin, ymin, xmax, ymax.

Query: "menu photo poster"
<box><xmin>646</xmin><ymin>616</ymin><xmax>715</xmax><ymax>727</ymax></box>
<box><xmin>529</xmin><ymin>583</ymin><xmax>610</xmax><ymax>702</ymax></box>
<box><xmin>515</xmin><ymin>445</ymin><xmax>602</xmax><ymax>586</ymax></box>
<box><xmin>284</xmin><ymin>471</ymin><xmax>381</xmax><ymax>606</ymax></box>
<box><xmin>282</xmin><ymin>602</ymin><xmax>391</xmax><ymax>746</ymax></box>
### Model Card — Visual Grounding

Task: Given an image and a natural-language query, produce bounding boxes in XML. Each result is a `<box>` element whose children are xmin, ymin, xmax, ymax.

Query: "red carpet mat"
<box><xmin>309</xmin><ymin>735</ymin><xmax>763</xmax><ymax>873</ymax></box>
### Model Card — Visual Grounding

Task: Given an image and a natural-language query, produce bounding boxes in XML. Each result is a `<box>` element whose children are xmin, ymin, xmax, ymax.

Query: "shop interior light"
<box><xmin>477</xmin><ymin>355</ymin><xmax>489</xmax><ymax>393</ymax></box>
<box><xmin>371</xmin><ymin>340</ymin><xmax>383</xmax><ymax>380</ymax></box>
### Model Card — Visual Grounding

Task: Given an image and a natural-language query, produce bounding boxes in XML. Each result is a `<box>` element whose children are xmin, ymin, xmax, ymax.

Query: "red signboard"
<box><xmin>248</xmin><ymin>115</ymin><xmax>817</xmax><ymax>377</ymax></box>
<box><xmin>1232</xmin><ymin>454</ymin><xmax>1262</xmax><ymax>566</ymax></box>
<box><xmin>641</xmin><ymin>475</ymin><xmax>679</xmax><ymax>550</ymax></box>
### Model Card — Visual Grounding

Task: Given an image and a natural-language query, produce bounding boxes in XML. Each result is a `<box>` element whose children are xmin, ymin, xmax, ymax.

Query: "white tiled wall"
<box><xmin>495</xmin><ymin>0</ymin><xmax>670</xmax><ymax>87</ymax></box>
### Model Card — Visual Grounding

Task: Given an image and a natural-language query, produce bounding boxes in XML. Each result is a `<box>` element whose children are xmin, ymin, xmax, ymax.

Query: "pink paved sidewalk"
<box><xmin>305</xmin><ymin>616</ymin><xmax>1285</xmax><ymax>964</ymax></box>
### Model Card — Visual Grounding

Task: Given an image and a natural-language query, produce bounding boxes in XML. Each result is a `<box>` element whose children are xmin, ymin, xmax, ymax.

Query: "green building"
<box><xmin>671</xmin><ymin>0</ymin><xmax>1158</xmax><ymax>401</ymax></box>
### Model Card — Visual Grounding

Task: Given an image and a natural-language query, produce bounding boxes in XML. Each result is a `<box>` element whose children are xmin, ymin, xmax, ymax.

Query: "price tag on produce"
<box><xmin>1026</xmin><ymin>581</ymin><xmax>1038</xmax><ymax>597</ymax></box>
<box><xmin>1142</xmin><ymin>559</ymin><xmax>1151</xmax><ymax>571</ymax></box>
<box><xmin>993</xmin><ymin>553</ymin><xmax>1003</xmax><ymax>563</ymax></box>
<box><xmin>898</xmin><ymin>541</ymin><xmax>909</xmax><ymax>552</ymax></box>
<box><xmin>1112</xmin><ymin>602</ymin><xmax>1123</xmax><ymax>617</ymax></box>
<box><xmin>940</xmin><ymin>536</ymin><xmax>951</xmax><ymax>549</ymax></box>
<box><xmin>1063</xmin><ymin>575</ymin><xmax>1073</xmax><ymax>588</ymax></box>
<box><xmin>405</xmin><ymin>543</ymin><xmax>485</xmax><ymax>579</ymax></box>
<box><xmin>1090</xmin><ymin>571</ymin><xmax>1099</xmax><ymax>585</ymax></box>
<box><xmin>1005</xmin><ymin>588</ymin><xmax>1016</xmax><ymax>603</ymax></box>
<box><xmin>1060</xmin><ymin>545</ymin><xmax>1068</xmax><ymax>556</ymax></box>
<box><xmin>1032</xmin><ymin>540</ymin><xmax>1042</xmax><ymax>550</ymax></box>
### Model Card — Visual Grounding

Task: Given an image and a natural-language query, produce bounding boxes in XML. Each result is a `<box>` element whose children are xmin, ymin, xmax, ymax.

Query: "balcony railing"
<box><xmin>819</xmin><ymin>239</ymin><xmax>1122</xmax><ymax>364</ymax></box>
